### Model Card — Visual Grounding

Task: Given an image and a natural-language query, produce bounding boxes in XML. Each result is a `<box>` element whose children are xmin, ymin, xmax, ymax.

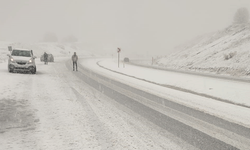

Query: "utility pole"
<box><xmin>117</xmin><ymin>48</ymin><xmax>121</xmax><ymax>68</ymax></box>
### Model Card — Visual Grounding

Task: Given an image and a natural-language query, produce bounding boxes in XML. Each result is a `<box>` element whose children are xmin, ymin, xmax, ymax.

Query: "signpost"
<box><xmin>117</xmin><ymin>48</ymin><xmax>121</xmax><ymax>68</ymax></box>
<box><xmin>8</xmin><ymin>46</ymin><xmax>12</xmax><ymax>51</ymax></box>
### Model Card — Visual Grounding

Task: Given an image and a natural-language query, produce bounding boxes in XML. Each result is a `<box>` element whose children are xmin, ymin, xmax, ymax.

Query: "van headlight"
<box><xmin>28</xmin><ymin>59</ymin><xmax>33</xmax><ymax>64</ymax></box>
<box><xmin>10</xmin><ymin>58</ymin><xmax>15</xmax><ymax>62</ymax></box>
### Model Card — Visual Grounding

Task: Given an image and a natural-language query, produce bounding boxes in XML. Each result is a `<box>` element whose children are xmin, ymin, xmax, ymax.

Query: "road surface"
<box><xmin>1</xmin><ymin>57</ymin><xmax>250</xmax><ymax>149</ymax></box>
<box><xmin>74</xmin><ymin>58</ymin><xmax>250</xmax><ymax>150</ymax></box>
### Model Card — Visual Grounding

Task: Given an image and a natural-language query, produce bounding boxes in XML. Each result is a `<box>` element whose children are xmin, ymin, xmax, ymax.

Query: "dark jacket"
<box><xmin>72</xmin><ymin>54</ymin><xmax>78</xmax><ymax>62</ymax></box>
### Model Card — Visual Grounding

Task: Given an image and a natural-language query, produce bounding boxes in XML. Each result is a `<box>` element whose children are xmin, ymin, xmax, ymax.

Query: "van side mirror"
<box><xmin>7</xmin><ymin>54</ymin><xmax>10</xmax><ymax>57</ymax></box>
<box><xmin>33</xmin><ymin>56</ymin><xmax>37</xmax><ymax>59</ymax></box>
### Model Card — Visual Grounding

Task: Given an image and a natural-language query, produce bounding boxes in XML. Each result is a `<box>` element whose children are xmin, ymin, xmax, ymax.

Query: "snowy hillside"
<box><xmin>0</xmin><ymin>41</ymin><xmax>93</xmax><ymax>63</ymax></box>
<box><xmin>156</xmin><ymin>24</ymin><xmax>250</xmax><ymax>77</ymax></box>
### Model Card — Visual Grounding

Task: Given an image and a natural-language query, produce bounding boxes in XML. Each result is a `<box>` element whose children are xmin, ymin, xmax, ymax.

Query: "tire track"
<box><xmin>66</xmin><ymin>60</ymin><xmax>250</xmax><ymax>149</ymax></box>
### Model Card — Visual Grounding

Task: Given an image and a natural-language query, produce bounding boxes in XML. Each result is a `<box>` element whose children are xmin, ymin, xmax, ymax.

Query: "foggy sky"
<box><xmin>1</xmin><ymin>0</ymin><xmax>250</xmax><ymax>55</ymax></box>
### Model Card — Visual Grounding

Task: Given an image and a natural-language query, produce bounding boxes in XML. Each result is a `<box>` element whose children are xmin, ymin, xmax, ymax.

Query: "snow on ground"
<box><xmin>0</xmin><ymin>41</ymin><xmax>13</xmax><ymax>63</ymax></box>
<box><xmin>1</xmin><ymin>39</ymin><xmax>250</xmax><ymax>149</ymax></box>
<box><xmin>0</xmin><ymin>54</ymin><xmax>193</xmax><ymax>149</ymax></box>
<box><xmin>81</xmin><ymin>58</ymin><xmax>250</xmax><ymax>128</ymax></box>
<box><xmin>101</xmin><ymin>59</ymin><xmax>250</xmax><ymax>106</ymax></box>
<box><xmin>153</xmin><ymin>24</ymin><xmax>250</xmax><ymax>78</ymax></box>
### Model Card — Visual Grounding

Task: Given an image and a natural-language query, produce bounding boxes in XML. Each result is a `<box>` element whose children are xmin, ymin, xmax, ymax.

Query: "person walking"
<box><xmin>44</xmin><ymin>52</ymin><xmax>48</xmax><ymax>65</ymax></box>
<box><xmin>71</xmin><ymin>52</ymin><xmax>78</xmax><ymax>71</ymax></box>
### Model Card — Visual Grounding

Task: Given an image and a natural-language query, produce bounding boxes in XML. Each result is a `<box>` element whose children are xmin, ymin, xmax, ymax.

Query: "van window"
<box><xmin>12</xmin><ymin>50</ymin><xmax>31</xmax><ymax>57</ymax></box>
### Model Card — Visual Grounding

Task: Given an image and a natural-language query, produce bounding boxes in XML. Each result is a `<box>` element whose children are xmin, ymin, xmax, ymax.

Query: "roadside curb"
<box><xmin>96</xmin><ymin>60</ymin><xmax>250</xmax><ymax>109</ymax></box>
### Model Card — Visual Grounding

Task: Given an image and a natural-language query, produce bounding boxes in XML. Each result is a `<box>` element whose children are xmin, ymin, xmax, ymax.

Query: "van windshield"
<box><xmin>11</xmin><ymin>50</ymin><xmax>31</xmax><ymax>57</ymax></box>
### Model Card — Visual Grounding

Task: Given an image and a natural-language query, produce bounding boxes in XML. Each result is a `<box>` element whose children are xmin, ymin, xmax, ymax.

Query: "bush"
<box><xmin>233</xmin><ymin>7</ymin><xmax>249</xmax><ymax>24</ymax></box>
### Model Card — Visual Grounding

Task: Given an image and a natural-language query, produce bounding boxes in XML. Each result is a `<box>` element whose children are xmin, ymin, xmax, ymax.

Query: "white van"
<box><xmin>7</xmin><ymin>48</ymin><xmax>37</xmax><ymax>74</ymax></box>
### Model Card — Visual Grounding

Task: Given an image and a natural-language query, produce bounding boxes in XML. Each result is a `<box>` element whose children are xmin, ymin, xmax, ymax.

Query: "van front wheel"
<box><xmin>8</xmin><ymin>65</ymin><xmax>14</xmax><ymax>73</ymax></box>
<box><xmin>29</xmin><ymin>66</ymin><xmax>36</xmax><ymax>74</ymax></box>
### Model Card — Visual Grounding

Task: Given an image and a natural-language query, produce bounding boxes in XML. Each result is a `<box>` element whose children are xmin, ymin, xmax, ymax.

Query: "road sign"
<box><xmin>117</xmin><ymin>48</ymin><xmax>121</xmax><ymax>67</ymax></box>
<box><xmin>8</xmin><ymin>46</ymin><xmax>12</xmax><ymax>51</ymax></box>
<box><xmin>117</xmin><ymin>48</ymin><xmax>121</xmax><ymax>53</ymax></box>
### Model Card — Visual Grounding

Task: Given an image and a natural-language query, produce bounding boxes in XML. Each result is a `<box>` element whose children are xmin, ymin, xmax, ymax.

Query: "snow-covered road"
<box><xmin>0</xmin><ymin>57</ymin><xmax>193</xmax><ymax>150</ymax></box>
<box><xmin>76</xmin><ymin>58</ymin><xmax>250</xmax><ymax>149</ymax></box>
<box><xmin>81</xmin><ymin>58</ymin><xmax>250</xmax><ymax>129</ymax></box>
<box><xmin>1</xmin><ymin>56</ymin><xmax>250</xmax><ymax>149</ymax></box>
